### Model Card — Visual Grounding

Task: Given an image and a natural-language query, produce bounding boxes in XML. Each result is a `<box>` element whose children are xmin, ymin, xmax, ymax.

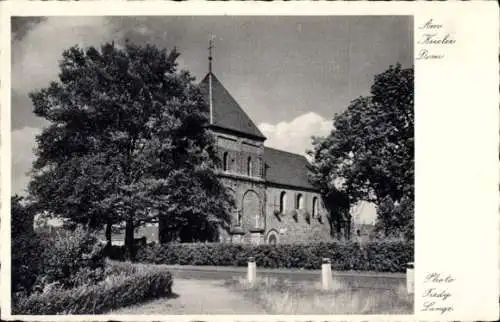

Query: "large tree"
<box><xmin>28</xmin><ymin>42</ymin><xmax>233</xmax><ymax>257</ymax></box>
<box><xmin>309</xmin><ymin>64</ymin><xmax>414</xmax><ymax>239</ymax></box>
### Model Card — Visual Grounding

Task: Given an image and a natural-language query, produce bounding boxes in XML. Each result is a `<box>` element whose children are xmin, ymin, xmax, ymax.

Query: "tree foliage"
<box><xmin>309</xmin><ymin>64</ymin><xmax>414</xmax><ymax>239</ymax></box>
<box><xmin>374</xmin><ymin>195</ymin><xmax>414</xmax><ymax>241</ymax></box>
<box><xmin>11</xmin><ymin>195</ymin><xmax>45</xmax><ymax>295</ymax></box>
<box><xmin>12</xmin><ymin>195</ymin><xmax>34</xmax><ymax>238</ymax></box>
<box><xmin>28</xmin><ymin>42</ymin><xmax>233</xmax><ymax>257</ymax></box>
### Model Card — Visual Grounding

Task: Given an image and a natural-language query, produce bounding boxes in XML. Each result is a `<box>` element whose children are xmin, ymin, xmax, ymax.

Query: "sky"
<box><xmin>11</xmin><ymin>16</ymin><xmax>413</xmax><ymax>224</ymax></box>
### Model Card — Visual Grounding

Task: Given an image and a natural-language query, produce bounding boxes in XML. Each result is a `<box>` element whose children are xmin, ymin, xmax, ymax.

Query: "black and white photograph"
<box><xmin>8</xmin><ymin>14</ymin><xmax>415</xmax><ymax>316</ymax></box>
<box><xmin>1</xmin><ymin>2</ymin><xmax>496</xmax><ymax>319</ymax></box>
<box><xmin>2</xmin><ymin>1</ymin><xmax>498</xmax><ymax>321</ymax></box>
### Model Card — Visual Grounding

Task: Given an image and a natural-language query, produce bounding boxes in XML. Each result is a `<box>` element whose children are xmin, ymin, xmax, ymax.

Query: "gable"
<box><xmin>199</xmin><ymin>73</ymin><xmax>266</xmax><ymax>140</ymax></box>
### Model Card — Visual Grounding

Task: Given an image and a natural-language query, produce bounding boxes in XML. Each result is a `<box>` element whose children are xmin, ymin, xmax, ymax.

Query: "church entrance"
<box><xmin>266</xmin><ymin>230</ymin><xmax>279</xmax><ymax>245</ymax></box>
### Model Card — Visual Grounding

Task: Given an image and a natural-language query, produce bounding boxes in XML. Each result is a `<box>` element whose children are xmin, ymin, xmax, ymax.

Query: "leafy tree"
<box><xmin>28</xmin><ymin>41</ymin><xmax>233</xmax><ymax>258</ymax></box>
<box><xmin>309</xmin><ymin>64</ymin><xmax>414</xmax><ymax>239</ymax></box>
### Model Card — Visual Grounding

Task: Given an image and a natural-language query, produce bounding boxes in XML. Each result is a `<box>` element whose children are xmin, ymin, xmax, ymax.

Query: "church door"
<box><xmin>242</xmin><ymin>190</ymin><xmax>261</xmax><ymax>230</ymax></box>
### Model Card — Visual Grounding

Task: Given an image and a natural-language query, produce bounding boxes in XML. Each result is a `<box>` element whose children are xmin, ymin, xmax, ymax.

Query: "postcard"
<box><xmin>0</xmin><ymin>1</ymin><xmax>498</xmax><ymax>321</ymax></box>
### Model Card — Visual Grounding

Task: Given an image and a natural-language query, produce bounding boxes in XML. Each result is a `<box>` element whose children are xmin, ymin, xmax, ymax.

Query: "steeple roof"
<box><xmin>199</xmin><ymin>73</ymin><xmax>266</xmax><ymax>141</ymax></box>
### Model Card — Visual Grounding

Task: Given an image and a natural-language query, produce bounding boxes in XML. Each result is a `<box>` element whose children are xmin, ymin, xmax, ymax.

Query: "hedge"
<box><xmin>134</xmin><ymin>241</ymin><xmax>413</xmax><ymax>273</ymax></box>
<box><xmin>12</xmin><ymin>264</ymin><xmax>173</xmax><ymax>315</ymax></box>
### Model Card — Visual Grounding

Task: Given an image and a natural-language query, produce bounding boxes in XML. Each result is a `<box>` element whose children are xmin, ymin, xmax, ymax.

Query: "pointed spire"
<box><xmin>208</xmin><ymin>35</ymin><xmax>215</xmax><ymax>124</ymax></box>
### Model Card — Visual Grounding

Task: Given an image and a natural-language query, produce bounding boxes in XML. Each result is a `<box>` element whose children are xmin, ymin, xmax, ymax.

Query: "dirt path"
<box><xmin>110</xmin><ymin>278</ymin><xmax>267</xmax><ymax>314</ymax></box>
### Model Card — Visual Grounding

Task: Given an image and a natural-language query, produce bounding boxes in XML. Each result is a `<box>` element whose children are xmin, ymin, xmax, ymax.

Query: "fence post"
<box><xmin>321</xmin><ymin>258</ymin><xmax>332</xmax><ymax>290</ymax></box>
<box><xmin>248</xmin><ymin>256</ymin><xmax>256</xmax><ymax>285</ymax></box>
<box><xmin>406</xmin><ymin>262</ymin><xmax>414</xmax><ymax>294</ymax></box>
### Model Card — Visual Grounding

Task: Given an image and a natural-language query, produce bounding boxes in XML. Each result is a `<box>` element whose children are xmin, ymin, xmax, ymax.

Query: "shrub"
<box><xmin>104</xmin><ymin>244</ymin><xmax>128</xmax><ymax>261</ymax></box>
<box><xmin>34</xmin><ymin>227</ymin><xmax>106</xmax><ymax>291</ymax></box>
<box><xmin>11</xmin><ymin>195</ymin><xmax>47</xmax><ymax>295</ymax></box>
<box><xmin>134</xmin><ymin>241</ymin><xmax>413</xmax><ymax>273</ymax></box>
<box><xmin>11</xmin><ymin>232</ymin><xmax>48</xmax><ymax>296</ymax></box>
<box><xmin>12</xmin><ymin>263</ymin><xmax>173</xmax><ymax>315</ymax></box>
<box><xmin>103</xmin><ymin>259</ymin><xmax>140</xmax><ymax>277</ymax></box>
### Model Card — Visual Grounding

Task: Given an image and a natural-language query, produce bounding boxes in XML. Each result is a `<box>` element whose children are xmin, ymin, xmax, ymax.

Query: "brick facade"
<box><xmin>104</xmin><ymin>70</ymin><xmax>335</xmax><ymax>245</ymax></box>
<box><xmin>264</xmin><ymin>186</ymin><xmax>330</xmax><ymax>244</ymax></box>
<box><xmin>211</xmin><ymin>129</ymin><xmax>331</xmax><ymax>245</ymax></box>
<box><xmin>156</xmin><ymin>71</ymin><xmax>335</xmax><ymax>245</ymax></box>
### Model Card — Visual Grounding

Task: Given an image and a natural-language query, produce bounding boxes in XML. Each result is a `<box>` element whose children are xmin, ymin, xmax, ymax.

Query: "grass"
<box><xmin>225</xmin><ymin>276</ymin><xmax>413</xmax><ymax>314</ymax></box>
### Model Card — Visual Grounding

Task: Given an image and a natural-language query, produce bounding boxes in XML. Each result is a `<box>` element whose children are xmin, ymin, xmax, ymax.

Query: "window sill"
<box><xmin>249</xmin><ymin>227</ymin><xmax>265</xmax><ymax>233</ymax></box>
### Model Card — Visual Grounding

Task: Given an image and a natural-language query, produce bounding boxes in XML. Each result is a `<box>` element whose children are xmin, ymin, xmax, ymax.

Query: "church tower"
<box><xmin>156</xmin><ymin>41</ymin><xmax>331</xmax><ymax>246</ymax></box>
<box><xmin>199</xmin><ymin>39</ymin><xmax>268</xmax><ymax>244</ymax></box>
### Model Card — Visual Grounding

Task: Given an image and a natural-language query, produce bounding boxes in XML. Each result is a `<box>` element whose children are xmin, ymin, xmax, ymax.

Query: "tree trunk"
<box><xmin>345</xmin><ymin>217</ymin><xmax>352</xmax><ymax>240</ymax></box>
<box><xmin>335</xmin><ymin>215</ymin><xmax>342</xmax><ymax>240</ymax></box>
<box><xmin>125</xmin><ymin>218</ymin><xmax>135</xmax><ymax>260</ymax></box>
<box><xmin>159</xmin><ymin>216</ymin><xmax>167</xmax><ymax>244</ymax></box>
<box><xmin>105</xmin><ymin>220</ymin><xmax>112</xmax><ymax>247</ymax></box>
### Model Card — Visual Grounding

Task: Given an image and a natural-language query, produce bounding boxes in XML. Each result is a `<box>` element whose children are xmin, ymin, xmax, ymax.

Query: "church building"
<box><xmin>100</xmin><ymin>46</ymin><xmax>334</xmax><ymax>246</ymax></box>
<box><xmin>195</xmin><ymin>44</ymin><xmax>332</xmax><ymax>245</ymax></box>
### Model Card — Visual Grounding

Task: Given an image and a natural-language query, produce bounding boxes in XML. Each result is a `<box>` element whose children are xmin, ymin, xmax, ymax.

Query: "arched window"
<box><xmin>268</xmin><ymin>234</ymin><xmax>277</xmax><ymax>245</ymax></box>
<box><xmin>266</xmin><ymin>230</ymin><xmax>279</xmax><ymax>245</ymax></box>
<box><xmin>279</xmin><ymin>191</ymin><xmax>286</xmax><ymax>213</ymax></box>
<box><xmin>236</xmin><ymin>209</ymin><xmax>242</xmax><ymax>226</ymax></box>
<box><xmin>247</xmin><ymin>157</ymin><xmax>252</xmax><ymax>176</ymax></box>
<box><xmin>223</xmin><ymin>152</ymin><xmax>229</xmax><ymax>171</ymax></box>
<box><xmin>312</xmin><ymin>197</ymin><xmax>318</xmax><ymax>217</ymax></box>
<box><xmin>296</xmin><ymin>194</ymin><xmax>303</xmax><ymax>210</ymax></box>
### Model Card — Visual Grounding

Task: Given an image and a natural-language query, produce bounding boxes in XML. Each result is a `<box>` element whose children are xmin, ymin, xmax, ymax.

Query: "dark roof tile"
<box><xmin>199</xmin><ymin>73</ymin><xmax>266</xmax><ymax>140</ymax></box>
<box><xmin>264</xmin><ymin>147</ymin><xmax>316</xmax><ymax>190</ymax></box>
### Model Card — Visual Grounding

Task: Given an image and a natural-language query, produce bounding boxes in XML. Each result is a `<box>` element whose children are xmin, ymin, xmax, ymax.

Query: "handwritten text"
<box><xmin>416</xmin><ymin>19</ymin><xmax>456</xmax><ymax>60</ymax></box>
<box><xmin>420</xmin><ymin>272</ymin><xmax>455</xmax><ymax>315</ymax></box>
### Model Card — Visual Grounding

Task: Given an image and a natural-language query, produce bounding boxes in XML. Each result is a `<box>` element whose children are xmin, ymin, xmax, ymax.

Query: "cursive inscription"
<box><xmin>425</xmin><ymin>272</ymin><xmax>456</xmax><ymax>283</ymax></box>
<box><xmin>420</xmin><ymin>272</ymin><xmax>455</xmax><ymax>315</ymax></box>
<box><xmin>417</xmin><ymin>49</ymin><xmax>444</xmax><ymax>60</ymax></box>
<box><xmin>416</xmin><ymin>19</ymin><xmax>456</xmax><ymax>60</ymax></box>
<box><xmin>419</xmin><ymin>18</ymin><xmax>443</xmax><ymax>30</ymax></box>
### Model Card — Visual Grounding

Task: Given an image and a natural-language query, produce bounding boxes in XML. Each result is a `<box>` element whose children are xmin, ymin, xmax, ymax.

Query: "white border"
<box><xmin>1</xmin><ymin>1</ymin><xmax>499</xmax><ymax>321</ymax></box>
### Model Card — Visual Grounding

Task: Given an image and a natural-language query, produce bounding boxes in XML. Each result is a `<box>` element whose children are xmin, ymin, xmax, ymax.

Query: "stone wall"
<box><xmin>212</xmin><ymin>130</ymin><xmax>333</xmax><ymax>245</ymax></box>
<box><xmin>263</xmin><ymin>185</ymin><xmax>333</xmax><ymax>244</ymax></box>
<box><xmin>213</xmin><ymin>130</ymin><xmax>267</xmax><ymax>244</ymax></box>
<box><xmin>216</xmin><ymin>133</ymin><xmax>265</xmax><ymax>178</ymax></box>
<box><xmin>220</xmin><ymin>176</ymin><xmax>266</xmax><ymax>243</ymax></box>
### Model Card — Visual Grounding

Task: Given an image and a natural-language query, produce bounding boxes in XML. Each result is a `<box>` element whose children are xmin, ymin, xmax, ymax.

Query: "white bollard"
<box><xmin>321</xmin><ymin>258</ymin><xmax>333</xmax><ymax>290</ymax></box>
<box><xmin>247</xmin><ymin>257</ymin><xmax>256</xmax><ymax>285</ymax></box>
<box><xmin>406</xmin><ymin>262</ymin><xmax>414</xmax><ymax>294</ymax></box>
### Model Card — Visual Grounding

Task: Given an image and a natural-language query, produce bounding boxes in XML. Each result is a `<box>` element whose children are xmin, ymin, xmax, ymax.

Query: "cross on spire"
<box><xmin>208</xmin><ymin>36</ymin><xmax>215</xmax><ymax>74</ymax></box>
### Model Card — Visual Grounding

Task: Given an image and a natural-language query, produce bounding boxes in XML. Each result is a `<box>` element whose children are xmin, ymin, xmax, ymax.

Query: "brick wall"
<box><xmin>216</xmin><ymin>133</ymin><xmax>264</xmax><ymax>178</ymax></box>
<box><xmin>220</xmin><ymin>176</ymin><xmax>266</xmax><ymax>243</ymax></box>
<box><xmin>263</xmin><ymin>186</ymin><xmax>332</xmax><ymax>244</ymax></box>
<box><xmin>214</xmin><ymin>130</ymin><xmax>333</xmax><ymax>245</ymax></box>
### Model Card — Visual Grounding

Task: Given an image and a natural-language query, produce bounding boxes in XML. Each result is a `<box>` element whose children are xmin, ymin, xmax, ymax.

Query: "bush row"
<box><xmin>133</xmin><ymin>241</ymin><xmax>413</xmax><ymax>273</ymax></box>
<box><xmin>12</xmin><ymin>263</ymin><xmax>173</xmax><ymax>315</ymax></box>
